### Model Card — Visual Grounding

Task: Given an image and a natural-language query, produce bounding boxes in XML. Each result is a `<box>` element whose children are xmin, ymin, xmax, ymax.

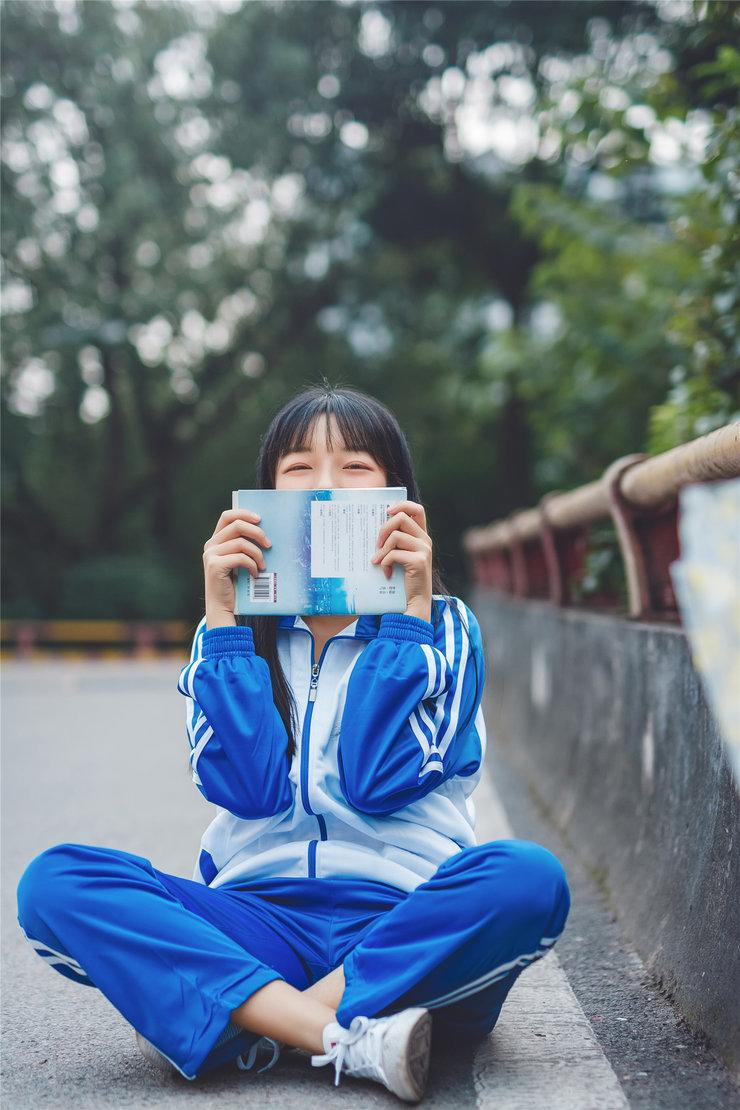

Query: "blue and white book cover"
<box><xmin>232</xmin><ymin>487</ymin><xmax>408</xmax><ymax>616</ymax></box>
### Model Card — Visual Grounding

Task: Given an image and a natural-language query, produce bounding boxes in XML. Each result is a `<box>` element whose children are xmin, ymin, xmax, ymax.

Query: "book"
<box><xmin>231</xmin><ymin>487</ymin><xmax>409</xmax><ymax>616</ymax></box>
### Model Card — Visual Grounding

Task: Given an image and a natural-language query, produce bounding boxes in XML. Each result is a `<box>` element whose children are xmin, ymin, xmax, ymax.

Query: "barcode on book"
<box><xmin>249</xmin><ymin>572</ymin><xmax>277</xmax><ymax>603</ymax></box>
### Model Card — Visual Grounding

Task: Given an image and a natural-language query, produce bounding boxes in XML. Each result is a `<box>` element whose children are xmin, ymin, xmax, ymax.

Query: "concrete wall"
<box><xmin>472</xmin><ymin>589</ymin><xmax>740</xmax><ymax>1077</ymax></box>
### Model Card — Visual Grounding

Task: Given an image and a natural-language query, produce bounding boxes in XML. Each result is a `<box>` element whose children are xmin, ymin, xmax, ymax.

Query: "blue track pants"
<box><xmin>16</xmin><ymin>838</ymin><xmax>570</xmax><ymax>1080</ymax></box>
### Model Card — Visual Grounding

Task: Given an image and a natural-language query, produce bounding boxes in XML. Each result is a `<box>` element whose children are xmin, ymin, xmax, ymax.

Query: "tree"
<box><xmin>2</xmin><ymin>0</ymin><xmax>731</xmax><ymax>619</ymax></box>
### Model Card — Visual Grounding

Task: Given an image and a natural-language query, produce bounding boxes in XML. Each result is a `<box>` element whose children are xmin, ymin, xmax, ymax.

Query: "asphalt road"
<box><xmin>2</xmin><ymin>659</ymin><xmax>738</xmax><ymax>1108</ymax></box>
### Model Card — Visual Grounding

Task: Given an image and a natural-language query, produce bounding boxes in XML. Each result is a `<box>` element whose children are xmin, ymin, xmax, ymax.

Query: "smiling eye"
<box><xmin>284</xmin><ymin>461</ymin><xmax>370</xmax><ymax>473</ymax></box>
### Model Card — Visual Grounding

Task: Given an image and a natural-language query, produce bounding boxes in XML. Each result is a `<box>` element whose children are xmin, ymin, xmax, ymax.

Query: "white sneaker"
<box><xmin>134</xmin><ymin>1023</ymin><xmax>281</xmax><ymax>1078</ymax></box>
<box><xmin>134</xmin><ymin>1029</ymin><xmax>179</xmax><ymax>1076</ymax></box>
<box><xmin>310</xmin><ymin>1007</ymin><xmax>432</xmax><ymax>1102</ymax></box>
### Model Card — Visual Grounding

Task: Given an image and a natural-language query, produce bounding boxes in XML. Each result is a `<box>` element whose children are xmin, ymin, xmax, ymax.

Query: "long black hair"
<box><xmin>194</xmin><ymin>379</ymin><xmax>480</xmax><ymax>761</ymax></box>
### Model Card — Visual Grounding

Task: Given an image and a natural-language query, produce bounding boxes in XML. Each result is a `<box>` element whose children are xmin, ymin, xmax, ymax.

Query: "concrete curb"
<box><xmin>473</xmin><ymin>590</ymin><xmax>740</xmax><ymax>1079</ymax></box>
<box><xmin>474</xmin><ymin>763</ymin><xmax>629</xmax><ymax>1108</ymax></box>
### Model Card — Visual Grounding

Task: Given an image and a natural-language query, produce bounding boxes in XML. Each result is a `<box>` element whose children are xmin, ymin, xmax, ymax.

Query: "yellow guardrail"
<box><xmin>0</xmin><ymin>620</ymin><xmax>193</xmax><ymax>660</ymax></box>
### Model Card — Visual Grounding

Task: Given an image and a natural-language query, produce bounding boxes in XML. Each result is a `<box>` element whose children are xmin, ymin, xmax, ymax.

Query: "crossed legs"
<box><xmin>230</xmin><ymin>967</ymin><xmax>345</xmax><ymax>1054</ymax></box>
<box><xmin>17</xmin><ymin>838</ymin><xmax>570</xmax><ymax>1075</ymax></box>
<box><xmin>228</xmin><ymin>838</ymin><xmax>571</xmax><ymax>1055</ymax></box>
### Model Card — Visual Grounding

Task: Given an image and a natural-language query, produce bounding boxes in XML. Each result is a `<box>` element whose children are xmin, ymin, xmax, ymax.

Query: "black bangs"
<box><xmin>286</xmin><ymin>396</ymin><xmax>371</xmax><ymax>457</ymax></box>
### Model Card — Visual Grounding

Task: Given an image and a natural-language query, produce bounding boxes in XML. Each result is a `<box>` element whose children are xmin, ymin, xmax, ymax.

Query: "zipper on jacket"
<box><xmin>292</xmin><ymin>628</ymin><xmax>359</xmax><ymax>877</ymax></box>
<box><xmin>299</xmin><ymin>635</ymin><xmax>329</xmax><ymax>875</ymax></box>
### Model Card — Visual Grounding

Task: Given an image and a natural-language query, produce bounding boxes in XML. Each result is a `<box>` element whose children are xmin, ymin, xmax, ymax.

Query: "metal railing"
<box><xmin>462</xmin><ymin>421</ymin><xmax>740</xmax><ymax>621</ymax></box>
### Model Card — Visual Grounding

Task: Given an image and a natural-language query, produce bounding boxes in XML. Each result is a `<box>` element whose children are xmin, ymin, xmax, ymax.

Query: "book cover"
<box><xmin>232</xmin><ymin>487</ymin><xmax>409</xmax><ymax>616</ymax></box>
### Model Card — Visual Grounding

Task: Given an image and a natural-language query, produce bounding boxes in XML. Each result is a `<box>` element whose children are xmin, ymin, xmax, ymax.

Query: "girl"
<box><xmin>16</xmin><ymin>384</ymin><xmax>570</xmax><ymax>1103</ymax></box>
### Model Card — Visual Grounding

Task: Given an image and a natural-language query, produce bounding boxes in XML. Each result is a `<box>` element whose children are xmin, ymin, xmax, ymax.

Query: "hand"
<box><xmin>203</xmin><ymin>509</ymin><xmax>272</xmax><ymax>628</ymax></box>
<box><xmin>371</xmin><ymin>499</ymin><xmax>433</xmax><ymax>623</ymax></box>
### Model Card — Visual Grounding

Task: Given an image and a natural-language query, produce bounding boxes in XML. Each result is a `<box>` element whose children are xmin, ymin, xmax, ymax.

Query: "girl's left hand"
<box><xmin>371</xmin><ymin>499</ymin><xmax>433</xmax><ymax>623</ymax></box>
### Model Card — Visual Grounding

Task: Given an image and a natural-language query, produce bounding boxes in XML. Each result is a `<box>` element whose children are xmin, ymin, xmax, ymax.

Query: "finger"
<box><xmin>207</xmin><ymin>518</ymin><xmax>272</xmax><ymax>552</ymax></box>
<box><xmin>211</xmin><ymin>508</ymin><xmax>263</xmax><ymax>541</ymax></box>
<box><xmin>208</xmin><ymin>551</ymin><xmax>263</xmax><ymax>579</ymax></box>
<box><xmin>385</xmin><ymin>499</ymin><xmax>424</xmax><ymax>517</ymax></box>
<box><xmin>385</xmin><ymin>500</ymin><xmax>427</xmax><ymax>530</ymax></box>
<box><xmin>375</xmin><ymin>510</ymin><xmax>427</xmax><ymax>550</ymax></box>
<box><xmin>371</xmin><ymin>529</ymin><xmax>427</xmax><ymax>565</ymax></box>
<box><xmin>218</xmin><ymin>518</ymin><xmax>272</xmax><ymax>547</ymax></box>
<box><xmin>205</xmin><ymin>538</ymin><xmax>267</xmax><ymax>572</ymax></box>
<box><xmin>208</xmin><ymin>537</ymin><xmax>267</xmax><ymax>566</ymax></box>
<box><xmin>378</xmin><ymin>548</ymin><xmax>428</xmax><ymax>574</ymax></box>
<box><xmin>372</xmin><ymin>525</ymin><xmax>432</xmax><ymax>563</ymax></box>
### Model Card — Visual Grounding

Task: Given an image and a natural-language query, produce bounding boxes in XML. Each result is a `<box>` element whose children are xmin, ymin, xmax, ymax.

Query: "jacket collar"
<box><xmin>278</xmin><ymin>613</ymin><xmax>381</xmax><ymax>640</ymax></box>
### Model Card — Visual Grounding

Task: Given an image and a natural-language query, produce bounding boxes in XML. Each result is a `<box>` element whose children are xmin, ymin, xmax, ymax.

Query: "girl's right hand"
<box><xmin>203</xmin><ymin>509</ymin><xmax>272</xmax><ymax>627</ymax></box>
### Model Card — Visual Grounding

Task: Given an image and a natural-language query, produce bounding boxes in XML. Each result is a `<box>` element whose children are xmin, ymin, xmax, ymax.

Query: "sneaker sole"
<box><xmin>134</xmin><ymin>1030</ymin><xmax>177</xmax><ymax>1076</ymax></box>
<box><xmin>386</xmin><ymin>1007</ymin><xmax>432</xmax><ymax>1103</ymax></box>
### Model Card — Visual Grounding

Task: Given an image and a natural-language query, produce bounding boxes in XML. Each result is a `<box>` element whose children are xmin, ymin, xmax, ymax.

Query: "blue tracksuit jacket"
<box><xmin>177</xmin><ymin>594</ymin><xmax>487</xmax><ymax>893</ymax></box>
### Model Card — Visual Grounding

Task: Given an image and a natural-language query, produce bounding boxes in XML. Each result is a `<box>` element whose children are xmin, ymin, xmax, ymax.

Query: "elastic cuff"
<box><xmin>201</xmin><ymin>624</ymin><xmax>255</xmax><ymax>658</ymax></box>
<box><xmin>378</xmin><ymin>612</ymin><xmax>434</xmax><ymax>645</ymax></box>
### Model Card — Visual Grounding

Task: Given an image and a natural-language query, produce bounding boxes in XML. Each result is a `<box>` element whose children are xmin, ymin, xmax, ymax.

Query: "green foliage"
<box><xmin>1</xmin><ymin>0</ymin><xmax>736</xmax><ymax>619</ymax></box>
<box><xmin>487</xmin><ymin>185</ymin><xmax>694</xmax><ymax>487</ymax></box>
<box><xmin>569</xmin><ymin>522</ymin><xmax>628</xmax><ymax>611</ymax></box>
<box><xmin>497</xmin><ymin>0</ymin><xmax>739</xmax><ymax>465</ymax></box>
<box><xmin>646</xmin><ymin>22</ymin><xmax>740</xmax><ymax>449</ymax></box>
<box><xmin>649</xmin><ymin>370</ymin><xmax>733</xmax><ymax>454</ymax></box>
<box><xmin>56</xmin><ymin>555</ymin><xmax>186</xmax><ymax>620</ymax></box>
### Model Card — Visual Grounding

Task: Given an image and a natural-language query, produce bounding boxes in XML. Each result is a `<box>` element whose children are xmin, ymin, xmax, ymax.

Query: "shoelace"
<box><xmin>310</xmin><ymin>1016</ymin><xmax>387</xmax><ymax>1087</ymax></box>
<box><xmin>236</xmin><ymin>1035</ymin><xmax>282</xmax><ymax>1074</ymax></box>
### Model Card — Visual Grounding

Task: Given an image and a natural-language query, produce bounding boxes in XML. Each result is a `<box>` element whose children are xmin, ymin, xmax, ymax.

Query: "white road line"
<box><xmin>473</xmin><ymin>760</ymin><xmax>630</xmax><ymax>1109</ymax></box>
